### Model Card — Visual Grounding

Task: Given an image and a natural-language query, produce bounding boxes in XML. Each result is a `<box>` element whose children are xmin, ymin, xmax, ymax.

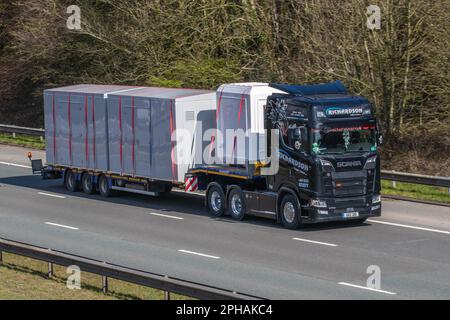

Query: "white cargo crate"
<box><xmin>215</xmin><ymin>83</ymin><xmax>283</xmax><ymax>165</ymax></box>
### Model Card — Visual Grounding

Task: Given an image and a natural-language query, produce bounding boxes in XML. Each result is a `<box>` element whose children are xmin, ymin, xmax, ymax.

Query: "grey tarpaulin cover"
<box><xmin>44</xmin><ymin>84</ymin><xmax>216</xmax><ymax>183</ymax></box>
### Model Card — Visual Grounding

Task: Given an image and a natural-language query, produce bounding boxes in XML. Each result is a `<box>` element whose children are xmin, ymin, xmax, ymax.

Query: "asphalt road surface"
<box><xmin>0</xmin><ymin>145</ymin><xmax>449</xmax><ymax>299</ymax></box>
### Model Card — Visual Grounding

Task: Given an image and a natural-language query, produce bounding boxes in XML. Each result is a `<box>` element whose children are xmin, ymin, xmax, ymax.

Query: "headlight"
<box><xmin>372</xmin><ymin>194</ymin><xmax>381</xmax><ymax>204</ymax></box>
<box><xmin>310</xmin><ymin>199</ymin><xmax>327</xmax><ymax>208</ymax></box>
<box><xmin>364</xmin><ymin>156</ymin><xmax>377</xmax><ymax>169</ymax></box>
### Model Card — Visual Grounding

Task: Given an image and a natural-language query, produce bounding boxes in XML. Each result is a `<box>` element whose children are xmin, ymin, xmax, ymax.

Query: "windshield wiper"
<box><xmin>345</xmin><ymin>149</ymin><xmax>370</xmax><ymax>154</ymax></box>
<box><xmin>319</xmin><ymin>151</ymin><xmax>344</xmax><ymax>155</ymax></box>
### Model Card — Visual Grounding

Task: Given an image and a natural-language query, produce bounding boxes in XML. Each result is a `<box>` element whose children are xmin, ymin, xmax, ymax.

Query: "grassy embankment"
<box><xmin>381</xmin><ymin>180</ymin><xmax>449</xmax><ymax>204</ymax></box>
<box><xmin>0</xmin><ymin>134</ymin><xmax>448</xmax><ymax>204</ymax></box>
<box><xmin>0</xmin><ymin>133</ymin><xmax>45</xmax><ymax>150</ymax></box>
<box><xmin>0</xmin><ymin>253</ymin><xmax>189</xmax><ymax>300</ymax></box>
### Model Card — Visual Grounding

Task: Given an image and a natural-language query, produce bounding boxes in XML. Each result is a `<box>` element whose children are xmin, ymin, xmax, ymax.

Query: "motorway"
<box><xmin>0</xmin><ymin>145</ymin><xmax>449</xmax><ymax>299</ymax></box>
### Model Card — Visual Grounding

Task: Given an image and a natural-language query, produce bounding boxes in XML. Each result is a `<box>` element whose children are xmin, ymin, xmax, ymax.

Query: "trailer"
<box><xmin>43</xmin><ymin>84</ymin><xmax>216</xmax><ymax>196</ymax></box>
<box><xmin>39</xmin><ymin>81</ymin><xmax>382</xmax><ymax>229</ymax></box>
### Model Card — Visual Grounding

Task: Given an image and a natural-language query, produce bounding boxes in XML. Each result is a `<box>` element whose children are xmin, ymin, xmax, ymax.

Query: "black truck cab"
<box><xmin>265</xmin><ymin>81</ymin><xmax>381</xmax><ymax>225</ymax></box>
<box><xmin>194</xmin><ymin>81</ymin><xmax>382</xmax><ymax>229</ymax></box>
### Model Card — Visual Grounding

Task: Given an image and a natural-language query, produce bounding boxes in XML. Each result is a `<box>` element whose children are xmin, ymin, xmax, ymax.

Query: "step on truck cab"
<box><xmin>188</xmin><ymin>81</ymin><xmax>382</xmax><ymax>229</ymax></box>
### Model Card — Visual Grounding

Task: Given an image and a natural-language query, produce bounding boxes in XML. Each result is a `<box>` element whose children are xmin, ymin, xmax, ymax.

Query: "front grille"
<box><xmin>334</xmin><ymin>177</ymin><xmax>366</xmax><ymax>196</ymax></box>
<box><xmin>323</xmin><ymin>170</ymin><xmax>370</xmax><ymax>197</ymax></box>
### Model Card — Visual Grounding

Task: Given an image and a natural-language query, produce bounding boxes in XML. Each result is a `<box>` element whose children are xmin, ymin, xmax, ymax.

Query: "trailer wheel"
<box><xmin>98</xmin><ymin>175</ymin><xmax>112</xmax><ymax>198</ymax></box>
<box><xmin>81</xmin><ymin>173</ymin><xmax>95</xmax><ymax>195</ymax></box>
<box><xmin>207</xmin><ymin>185</ymin><xmax>225</xmax><ymax>217</ymax></box>
<box><xmin>65</xmin><ymin>170</ymin><xmax>78</xmax><ymax>192</ymax></box>
<box><xmin>158</xmin><ymin>184</ymin><xmax>172</xmax><ymax>194</ymax></box>
<box><xmin>116</xmin><ymin>179</ymin><xmax>126</xmax><ymax>188</ymax></box>
<box><xmin>228</xmin><ymin>188</ymin><xmax>246</xmax><ymax>221</ymax></box>
<box><xmin>280</xmin><ymin>194</ymin><xmax>301</xmax><ymax>229</ymax></box>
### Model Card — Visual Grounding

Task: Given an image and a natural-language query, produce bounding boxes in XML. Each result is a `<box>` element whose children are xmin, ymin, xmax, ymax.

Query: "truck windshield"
<box><xmin>312</xmin><ymin>124</ymin><xmax>377</xmax><ymax>154</ymax></box>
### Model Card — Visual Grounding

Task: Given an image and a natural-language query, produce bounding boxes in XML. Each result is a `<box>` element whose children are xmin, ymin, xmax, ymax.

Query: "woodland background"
<box><xmin>0</xmin><ymin>0</ymin><xmax>449</xmax><ymax>174</ymax></box>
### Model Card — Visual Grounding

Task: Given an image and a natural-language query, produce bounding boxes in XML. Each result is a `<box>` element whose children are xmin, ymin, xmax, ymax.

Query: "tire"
<box><xmin>280</xmin><ymin>194</ymin><xmax>301</xmax><ymax>229</ymax></box>
<box><xmin>207</xmin><ymin>185</ymin><xmax>225</xmax><ymax>217</ymax></box>
<box><xmin>65</xmin><ymin>170</ymin><xmax>78</xmax><ymax>192</ymax></box>
<box><xmin>81</xmin><ymin>173</ymin><xmax>95</xmax><ymax>195</ymax></box>
<box><xmin>227</xmin><ymin>188</ymin><xmax>246</xmax><ymax>221</ymax></box>
<box><xmin>160</xmin><ymin>184</ymin><xmax>172</xmax><ymax>194</ymax></box>
<box><xmin>116</xmin><ymin>179</ymin><xmax>126</xmax><ymax>188</ymax></box>
<box><xmin>98</xmin><ymin>175</ymin><xmax>112</xmax><ymax>197</ymax></box>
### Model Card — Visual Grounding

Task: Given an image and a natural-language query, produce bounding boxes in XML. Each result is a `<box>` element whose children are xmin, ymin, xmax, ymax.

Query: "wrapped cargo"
<box><xmin>44</xmin><ymin>85</ymin><xmax>216</xmax><ymax>183</ymax></box>
<box><xmin>106</xmin><ymin>87</ymin><xmax>216</xmax><ymax>182</ymax></box>
<box><xmin>215</xmin><ymin>83</ymin><xmax>283</xmax><ymax>165</ymax></box>
<box><xmin>44</xmin><ymin>84</ymin><xmax>138</xmax><ymax>171</ymax></box>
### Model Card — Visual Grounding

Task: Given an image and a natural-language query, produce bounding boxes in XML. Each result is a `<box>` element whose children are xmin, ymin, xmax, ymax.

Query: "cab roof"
<box><xmin>269</xmin><ymin>81</ymin><xmax>369</xmax><ymax>106</ymax></box>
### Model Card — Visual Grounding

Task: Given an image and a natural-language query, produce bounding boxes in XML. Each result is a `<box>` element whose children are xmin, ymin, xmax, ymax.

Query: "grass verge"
<box><xmin>382</xmin><ymin>180</ymin><xmax>450</xmax><ymax>204</ymax></box>
<box><xmin>0</xmin><ymin>252</ymin><xmax>190</xmax><ymax>300</ymax></box>
<box><xmin>0</xmin><ymin>133</ymin><xmax>45</xmax><ymax>150</ymax></box>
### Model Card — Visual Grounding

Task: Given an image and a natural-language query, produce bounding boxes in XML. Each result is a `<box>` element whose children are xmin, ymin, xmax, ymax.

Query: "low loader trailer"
<box><xmin>38</xmin><ymin>81</ymin><xmax>382</xmax><ymax>229</ymax></box>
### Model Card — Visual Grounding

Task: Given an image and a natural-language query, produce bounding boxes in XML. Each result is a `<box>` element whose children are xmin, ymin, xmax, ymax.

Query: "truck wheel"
<box><xmin>65</xmin><ymin>170</ymin><xmax>78</xmax><ymax>192</ymax></box>
<box><xmin>280</xmin><ymin>194</ymin><xmax>301</xmax><ymax>229</ymax></box>
<box><xmin>98</xmin><ymin>175</ymin><xmax>112</xmax><ymax>197</ymax></box>
<box><xmin>207</xmin><ymin>185</ymin><xmax>225</xmax><ymax>217</ymax></box>
<box><xmin>228</xmin><ymin>188</ymin><xmax>245</xmax><ymax>220</ymax></box>
<box><xmin>81</xmin><ymin>173</ymin><xmax>95</xmax><ymax>195</ymax></box>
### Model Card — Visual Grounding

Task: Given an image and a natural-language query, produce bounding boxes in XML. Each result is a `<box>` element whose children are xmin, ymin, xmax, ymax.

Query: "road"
<box><xmin>0</xmin><ymin>144</ymin><xmax>449</xmax><ymax>299</ymax></box>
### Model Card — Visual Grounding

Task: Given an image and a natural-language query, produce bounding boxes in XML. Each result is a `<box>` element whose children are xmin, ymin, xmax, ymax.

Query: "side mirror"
<box><xmin>376</xmin><ymin>120</ymin><xmax>383</xmax><ymax>146</ymax></box>
<box><xmin>378</xmin><ymin>134</ymin><xmax>383</xmax><ymax>146</ymax></box>
<box><xmin>289</xmin><ymin>127</ymin><xmax>301</xmax><ymax>140</ymax></box>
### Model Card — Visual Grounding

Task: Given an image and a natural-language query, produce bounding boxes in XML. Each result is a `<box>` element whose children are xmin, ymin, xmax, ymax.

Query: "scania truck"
<box><xmin>38</xmin><ymin>81</ymin><xmax>381</xmax><ymax>229</ymax></box>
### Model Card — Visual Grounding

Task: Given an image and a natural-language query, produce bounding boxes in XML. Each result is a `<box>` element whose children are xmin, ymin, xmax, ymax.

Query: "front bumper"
<box><xmin>301</xmin><ymin>195</ymin><xmax>381</xmax><ymax>223</ymax></box>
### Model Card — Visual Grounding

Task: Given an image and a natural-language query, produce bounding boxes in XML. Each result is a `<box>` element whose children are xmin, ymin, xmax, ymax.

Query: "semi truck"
<box><xmin>38</xmin><ymin>81</ymin><xmax>382</xmax><ymax>229</ymax></box>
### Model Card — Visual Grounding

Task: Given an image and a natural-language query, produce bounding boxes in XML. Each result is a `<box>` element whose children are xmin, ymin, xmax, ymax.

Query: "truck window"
<box><xmin>312</xmin><ymin>124</ymin><xmax>377</xmax><ymax>154</ymax></box>
<box><xmin>281</xmin><ymin>123</ymin><xmax>309</xmax><ymax>154</ymax></box>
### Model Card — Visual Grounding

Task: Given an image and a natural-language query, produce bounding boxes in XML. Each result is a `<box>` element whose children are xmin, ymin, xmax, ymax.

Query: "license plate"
<box><xmin>343</xmin><ymin>212</ymin><xmax>359</xmax><ymax>218</ymax></box>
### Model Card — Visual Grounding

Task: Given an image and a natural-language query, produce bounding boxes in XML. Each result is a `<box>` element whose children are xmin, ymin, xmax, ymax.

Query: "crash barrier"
<box><xmin>0</xmin><ymin>238</ymin><xmax>262</xmax><ymax>300</ymax></box>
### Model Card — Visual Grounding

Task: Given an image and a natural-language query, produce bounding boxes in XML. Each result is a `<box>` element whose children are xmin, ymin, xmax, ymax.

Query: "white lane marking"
<box><xmin>178</xmin><ymin>249</ymin><xmax>220</xmax><ymax>260</ymax></box>
<box><xmin>45</xmin><ymin>222</ymin><xmax>79</xmax><ymax>230</ymax></box>
<box><xmin>338</xmin><ymin>282</ymin><xmax>397</xmax><ymax>295</ymax></box>
<box><xmin>368</xmin><ymin>219</ymin><xmax>450</xmax><ymax>235</ymax></box>
<box><xmin>293</xmin><ymin>237</ymin><xmax>338</xmax><ymax>247</ymax></box>
<box><xmin>38</xmin><ymin>192</ymin><xmax>66</xmax><ymax>199</ymax></box>
<box><xmin>148</xmin><ymin>212</ymin><xmax>184</xmax><ymax>220</ymax></box>
<box><xmin>0</xmin><ymin>161</ymin><xmax>31</xmax><ymax>169</ymax></box>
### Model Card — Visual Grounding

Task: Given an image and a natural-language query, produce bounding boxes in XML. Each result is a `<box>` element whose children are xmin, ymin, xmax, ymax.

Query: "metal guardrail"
<box><xmin>0</xmin><ymin>238</ymin><xmax>262</xmax><ymax>300</ymax></box>
<box><xmin>381</xmin><ymin>170</ymin><xmax>450</xmax><ymax>188</ymax></box>
<box><xmin>0</xmin><ymin>124</ymin><xmax>45</xmax><ymax>138</ymax></box>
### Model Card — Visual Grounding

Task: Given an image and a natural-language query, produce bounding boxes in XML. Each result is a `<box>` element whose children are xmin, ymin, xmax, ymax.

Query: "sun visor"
<box><xmin>270</xmin><ymin>81</ymin><xmax>348</xmax><ymax>96</ymax></box>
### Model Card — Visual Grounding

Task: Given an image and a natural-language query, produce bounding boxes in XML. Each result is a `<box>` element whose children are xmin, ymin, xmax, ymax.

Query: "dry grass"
<box><xmin>0</xmin><ymin>133</ymin><xmax>45</xmax><ymax>150</ymax></box>
<box><xmin>0</xmin><ymin>253</ymin><xmax>190</xmax><ymax>300</ymax></box>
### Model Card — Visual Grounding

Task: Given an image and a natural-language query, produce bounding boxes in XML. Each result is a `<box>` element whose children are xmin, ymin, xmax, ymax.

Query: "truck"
<box><xmin>37</xmin><ymin>81</ymin><xmax>382</xmax><ymax>229</ymax></box>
